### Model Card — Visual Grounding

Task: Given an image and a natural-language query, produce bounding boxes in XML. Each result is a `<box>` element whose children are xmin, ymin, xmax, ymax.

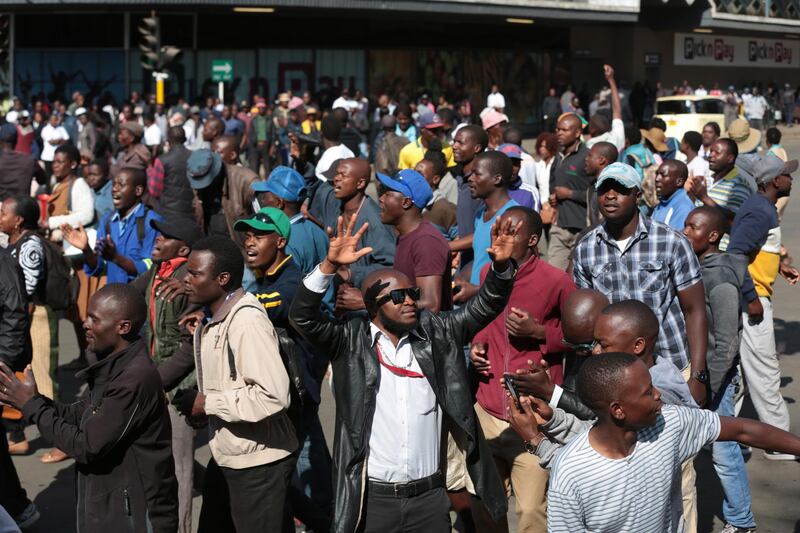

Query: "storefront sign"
<box><xmin>674</xmin><ymin>32</ymin><xmax>799</xmax><ymax>68</ymax></box>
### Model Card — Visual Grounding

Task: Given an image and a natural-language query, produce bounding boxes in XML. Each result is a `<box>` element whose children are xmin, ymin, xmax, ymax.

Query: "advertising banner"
<box><xmin>675</xmin><ymin>33</ymin><xmax>799</xmax><ymax>68</ymax></box>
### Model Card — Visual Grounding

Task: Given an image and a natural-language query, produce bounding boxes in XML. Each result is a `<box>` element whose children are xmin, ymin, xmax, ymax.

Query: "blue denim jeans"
<box><xmin>711</xmin><ymin>370</ymin><xmax>756</xmax><ymax>528</ymax></box>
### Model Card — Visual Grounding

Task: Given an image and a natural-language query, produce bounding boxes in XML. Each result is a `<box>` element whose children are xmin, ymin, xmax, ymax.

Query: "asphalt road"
<box><xmin>10</xmin><ymin>128</ymin><xmax>800</xmax><ymax>533</ymax></box>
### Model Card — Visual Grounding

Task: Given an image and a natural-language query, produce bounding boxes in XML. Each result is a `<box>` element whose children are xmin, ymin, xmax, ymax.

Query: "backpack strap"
<box><xmin>66</xmin><ymin>179</ymin><xmax>75</xmax><ymax>212</ymax></box>
<box><xmin>137</xmin><ymin>207</ymin><xmax>149</xmax><ymax>244</ymax></box>
<box><xmin>223</xmin><ymin>303</ymin><xmax>264</xmax><ymax>381</ymax></box>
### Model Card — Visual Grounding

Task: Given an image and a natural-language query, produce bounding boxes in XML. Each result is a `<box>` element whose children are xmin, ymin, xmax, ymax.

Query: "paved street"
<box><xmin>9</xmin><ymin>129</ymin><xmax>800</xmax><ymax>532</ymax></box>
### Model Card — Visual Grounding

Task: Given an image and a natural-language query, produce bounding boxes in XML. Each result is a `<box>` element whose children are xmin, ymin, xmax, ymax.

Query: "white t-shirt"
<box><xmin>548</xmin><ymin>405</ymin><xmax>720</xmax><ymax>533</ymax></box>
<box><xmin>686</xmin><ymin>156</ymin><xmax>710</xmax><ymax>181</ymax></box>
<box><xmin>144</xmin><ymin>124</ymin><xmax>162</xmax><ymax>147</ymax></box>
<box><xmin>40</xmin><ymin>124</ymin><xmax>69</xmax><ymax>162</ymax></box>
<box><xmin>487</xmin><ymin>91</ymin><xmax>506</xmax><ymax>110</ymax></box>
<box><xmin>316</xmin><ymin>144</ymin><xmax>355</xmax><ymax>181</ymax></box>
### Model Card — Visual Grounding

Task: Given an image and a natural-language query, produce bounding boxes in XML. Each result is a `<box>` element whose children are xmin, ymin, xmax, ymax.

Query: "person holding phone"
<box><xmin>468</xmin><ymin>206</ymin><xmax>575</xmax><ymax>533</ymax></box>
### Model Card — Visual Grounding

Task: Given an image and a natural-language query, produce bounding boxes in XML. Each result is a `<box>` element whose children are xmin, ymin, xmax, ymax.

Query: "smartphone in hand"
<box><xmin>504</xmin><ymin>373</ymin><xmax>524</xmax><ymax>413</ymax></box>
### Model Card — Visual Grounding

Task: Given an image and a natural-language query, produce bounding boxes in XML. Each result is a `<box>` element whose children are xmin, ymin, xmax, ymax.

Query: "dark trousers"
<box><xmin>358</xmin><ymin>486</ymin><xmax>451</xmax><ymax>533</ymax></box>
<box><xmin>247</xmin><ymin>143</ymin><xmax>271</xmax><ymax>178</ymax></box>
<box><xmin>0</xmin><ymin>417</ymin><xmax>29</xmax><ymax>517</ymax></box>
<box><xmin>198</xmin><ymin>454</ymin><xmax>295</xmax><ymax>533</ymax></box>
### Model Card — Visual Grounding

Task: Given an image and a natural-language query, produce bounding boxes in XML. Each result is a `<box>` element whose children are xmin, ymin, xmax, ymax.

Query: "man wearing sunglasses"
<box><xmin>290</xmin><ymin>213</ymin><xmax>519</xmax><ymax>533</ymax></box>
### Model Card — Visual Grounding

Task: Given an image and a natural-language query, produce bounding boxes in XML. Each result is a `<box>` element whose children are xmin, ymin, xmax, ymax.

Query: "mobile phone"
<box><xmin>504</xmin><ymin>373</ymin><xmax>524</xmax><ymax>412</ymax></box>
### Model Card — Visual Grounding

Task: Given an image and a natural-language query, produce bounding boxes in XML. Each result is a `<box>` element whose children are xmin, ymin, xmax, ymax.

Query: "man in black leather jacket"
<box><xmin>290</xmin><ymin>213</ymin><xmax>517</xmax><ymax>533</ymax></box>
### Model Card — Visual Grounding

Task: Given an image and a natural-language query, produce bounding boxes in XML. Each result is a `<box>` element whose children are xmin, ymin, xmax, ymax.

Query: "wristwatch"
<box><xmin>692</xmin><ymin>369</ymin><xmax>709</xmax><ymax>385</ymax></box>
<box><xmin>523</xmin><ymin>434</ymin><xmax>544</xmax><ymax>454</ymax></box>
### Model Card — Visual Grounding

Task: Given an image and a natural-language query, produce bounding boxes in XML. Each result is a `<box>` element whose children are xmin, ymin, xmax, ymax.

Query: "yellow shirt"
<box><xmin>749</xmin><ymin>225</ymin><xmax>782</xmax><ymax>298</ymax></box>
<box><xmin>301</xmin><ymin>119</ymin><xmax>321</xmax><ymax>135</ymax></box>
<box><xmin>397</xmin><ymin>137</ymin><xmax>456</xmax><ymax>170</ymax></box>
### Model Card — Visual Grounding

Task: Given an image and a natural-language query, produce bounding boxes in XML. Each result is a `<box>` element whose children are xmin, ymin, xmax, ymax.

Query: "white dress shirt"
<box><xmin>302</xmin><ymin>266</ymin><xmax>442</xmax><ymax>483</ymax></box>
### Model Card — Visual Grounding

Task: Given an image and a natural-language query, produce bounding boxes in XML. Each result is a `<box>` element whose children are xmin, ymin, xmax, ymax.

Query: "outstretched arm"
<box><xmin>718</xmin><ymin>416</ymin><xmax>800</xmax><ymax>456</ymax></box>
<box><xmin>604</xmin><ymin>64</ymin><xmax>622</xmax><ymax>121</ymax></box>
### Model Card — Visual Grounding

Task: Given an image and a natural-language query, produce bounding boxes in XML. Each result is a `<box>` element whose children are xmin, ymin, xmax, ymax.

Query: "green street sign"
<box><xmin>212</xmin><ymin>59</ymin><xmax>233</xmax><ymax>82</ymax></box>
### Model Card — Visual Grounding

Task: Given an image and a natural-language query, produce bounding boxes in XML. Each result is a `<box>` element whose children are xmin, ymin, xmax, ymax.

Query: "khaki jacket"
<box><xmin>195</xmin><ymin>289</ymin><xmax>297</xmax><ymax>469</ymax></box>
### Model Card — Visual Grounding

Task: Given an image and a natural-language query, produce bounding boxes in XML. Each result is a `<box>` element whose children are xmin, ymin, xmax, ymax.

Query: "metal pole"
<box><xmin>218</xmin><ymin>81</ymin><xmax>224</xmax><ymax>104</ymax></box>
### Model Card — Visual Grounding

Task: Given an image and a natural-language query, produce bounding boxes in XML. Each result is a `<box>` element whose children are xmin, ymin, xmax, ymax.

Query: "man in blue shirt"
<box><xmin>62</xmin><ymin>167</ymin><xmax>161</xmax><ymax>284</ymax></box>
<box><xmin>653</xmin><ymin>160</ymin><xmax>695</xmax><ymax>230</ymax></box>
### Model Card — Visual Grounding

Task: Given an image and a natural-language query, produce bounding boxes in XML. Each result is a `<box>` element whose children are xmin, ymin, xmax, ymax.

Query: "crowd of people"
<box><xmin>1</xmin><ymin>62</ymin><xmax>800</xmax><ymax>533</ymax></box>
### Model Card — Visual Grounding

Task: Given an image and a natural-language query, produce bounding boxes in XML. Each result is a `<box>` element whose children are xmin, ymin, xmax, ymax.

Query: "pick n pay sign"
<box><xmin>674</xmin><ymin>33</ymin><xmax>799</xmax><ymax>68</ymax></box>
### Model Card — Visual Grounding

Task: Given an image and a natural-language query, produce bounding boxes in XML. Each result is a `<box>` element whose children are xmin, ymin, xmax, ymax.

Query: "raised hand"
<box><xmin>99</xmin><ymin>235</ymin><xmax>118</xmax><ymax>260</ymax></box>
<box><xmin>487</xmin><ymin>215</ymin><xmax>522</xmax><ymax>269</ymax></box>
<box><xmin>322</xmin><ymin>214</ymin><xmax>373</xmax><ymax>272</ymax></box>
<box><xmin>61</xmin><ymin>223</ymin><xmax>89</xmax><ymax>252</ymax></box>
<box><xmin>603</xmin><ymin>64</ymin><xmax>615</xmax><ymax>81</ymax></box>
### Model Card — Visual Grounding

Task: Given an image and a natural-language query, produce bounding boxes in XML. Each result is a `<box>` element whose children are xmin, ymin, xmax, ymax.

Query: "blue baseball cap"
<box><xmin>251</xmin><ymin>166</ymin><xmax>307</xmax><ymax>202</ymax></box>
<box><xmin>376</xmin><ymin>169</ymin><xmax>433</xmax><ymax>209</ymax></box>
<box><xmin>595</xmin><ymin>162</ymin><xmax>642</xmax><ymax>191</ymax></box>
<box><xmin>497</xmin><ymin>143</ymin><xmax>524</xmax><ymax>160</ymax></box>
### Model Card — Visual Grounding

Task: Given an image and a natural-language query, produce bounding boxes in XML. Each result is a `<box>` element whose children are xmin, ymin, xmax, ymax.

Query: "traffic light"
<box><xmin>138</xmin><ymin>15</ymin><xmax>182</xmax><ymax>73</ymax></box>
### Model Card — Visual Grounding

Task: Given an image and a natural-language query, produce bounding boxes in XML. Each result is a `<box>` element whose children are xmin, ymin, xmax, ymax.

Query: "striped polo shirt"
<box><xmin>703</xmin><ymin>167</ymin><xmax>752</xmax><ymax>214</ymax></box>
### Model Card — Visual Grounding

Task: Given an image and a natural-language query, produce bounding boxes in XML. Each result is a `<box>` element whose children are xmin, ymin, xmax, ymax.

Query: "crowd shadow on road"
<box><xmin>775</xmin><ymin>318</ymin><xmax>800</xmax><ymax>357</ymax></box>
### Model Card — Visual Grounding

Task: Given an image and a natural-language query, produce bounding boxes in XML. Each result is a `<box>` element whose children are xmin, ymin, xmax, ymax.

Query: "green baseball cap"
<box><xmin>233</xmin><ymin>207</ymin><xmax>291</xmax><ymax>239</ymax></box>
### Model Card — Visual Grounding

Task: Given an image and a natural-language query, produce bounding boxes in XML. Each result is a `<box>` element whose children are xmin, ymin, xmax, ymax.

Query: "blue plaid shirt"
<box><xmin>572</xmin><ymin>215</ymin><xmax>702</xmax><ymax>369</ymax></box>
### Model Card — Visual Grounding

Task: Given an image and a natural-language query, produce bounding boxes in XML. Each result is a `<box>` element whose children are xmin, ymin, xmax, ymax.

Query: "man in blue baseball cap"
<box><xmin>252</xmin><ymin>166</ymin><xmax>329</xmax><ymax>278</ymax></box>
<box><xmin>378</xmin><ymin>169</ymin><xmax>453</xmax><ymax>312</ymax></box>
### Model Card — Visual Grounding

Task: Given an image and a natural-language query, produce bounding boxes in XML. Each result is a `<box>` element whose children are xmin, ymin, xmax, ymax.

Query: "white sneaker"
<box><xmin>763</xmin><ymin>450</ymin><xmax>798</xmax><ymax>461</ymax></box>
<box><xmin>720</xmin><ymin>524</ymin><xmax>756</xmax><ymax>533</ymax></box>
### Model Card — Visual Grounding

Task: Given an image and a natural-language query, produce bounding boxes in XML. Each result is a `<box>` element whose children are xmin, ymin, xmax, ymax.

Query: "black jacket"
<box><xmin>558</xmin><ymin>355</ymin><xmax>595</xmax><ymax>421</ymax></box>
<box><xmin>0</xmin><ymin>247</ymin><xmax>30</xmax><ymax>371</ymax></box>
<box><xmin>155</xmin><ymin>144</ymin><xmax>194</xmax><ymax>220</ymax></box>
<box><xmin>23</xmin><ymin>339</ymin><xmax>178</xmax><ymax>533</ymax></box>
<box><xmin>290</xmin><ymin>266</ymin><xmax>512</xmax><ymax>533</ymax></box>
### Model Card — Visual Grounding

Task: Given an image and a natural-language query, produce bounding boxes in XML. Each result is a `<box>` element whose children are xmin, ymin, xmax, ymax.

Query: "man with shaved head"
<box><xmin>211</xmin><ymin>134</ymin><xmax>242</xmax><ymax>166</ymax></box>
<box><xmin>548</xmin><ymin>112</ymin><xmax>593</xmax><ymax>270</ymax></box>
<box><xmin>0</xmin><ymin>284</ymin><xmax>178</xmax><ymax>532</ymax></box>
<box><xmin>295</xmin><ymin>147</ymin><xmax>395</xmax><ymax>312</ymax></box>
<box><xmin>290</xmin><ymin>213</ymin><xmax>520</xmax><ymax>533</ymax></box>
<box><xmin>201</xmin><ymin>114</ymin><xmax>225</xmax><ymax>147</ymax></box>
<box><xmin>512</xmin><ymin>288</ymin><xmax>608</xmax><ymax>421</ymax></box>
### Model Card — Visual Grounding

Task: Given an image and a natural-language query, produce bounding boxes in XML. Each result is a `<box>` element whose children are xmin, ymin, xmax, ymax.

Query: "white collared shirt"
<box><xmin>302</xmin><ymin>266</ymin><xmax>441</xmax><ymax>483</ymax></box>
<box><xmin>367</xmin><ymin>325</ymin><xmax>441</xmax><ymax>483</ymax></box>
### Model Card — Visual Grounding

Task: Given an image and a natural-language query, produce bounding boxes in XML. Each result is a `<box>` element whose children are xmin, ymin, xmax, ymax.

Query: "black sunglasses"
<box><xmin>372</xmin><ymin>287</ymin><xmax>421</xmax><ymax>307</ymax></box>
<box><xmin>253</xmin><ymin>212</ymin><xmax>277</xmax><ymax>226</ymax></box>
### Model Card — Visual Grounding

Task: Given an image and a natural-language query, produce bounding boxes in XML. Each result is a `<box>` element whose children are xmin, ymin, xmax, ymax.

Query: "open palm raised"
<box><xmin>325</xmin><ymin>214</ymin><xmax>374</xmax><ymax>268</ymax></box>
<box><xmin>487</xmin><ymin>216</ymin><xmax>523</xmax><ymax>266</ymax></box>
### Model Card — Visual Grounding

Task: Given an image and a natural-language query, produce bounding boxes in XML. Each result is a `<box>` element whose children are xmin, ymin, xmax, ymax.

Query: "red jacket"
<box><xmin>474</xmin><ymin>255</ymin><xmax>575</xmax><ymax>420</ymax></box>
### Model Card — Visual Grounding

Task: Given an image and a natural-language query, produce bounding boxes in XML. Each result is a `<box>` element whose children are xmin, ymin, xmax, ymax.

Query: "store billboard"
<box><xmin>675</xmin><ymin>33</ymin><xmax>799</xmax><ymax>68</ymax></box>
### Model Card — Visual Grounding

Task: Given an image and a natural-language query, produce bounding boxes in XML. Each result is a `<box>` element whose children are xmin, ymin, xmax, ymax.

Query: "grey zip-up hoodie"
<box><xmin>700</xmin><ymin>252</ymin><xmax>749</xmax><ymax>395</ymax></box>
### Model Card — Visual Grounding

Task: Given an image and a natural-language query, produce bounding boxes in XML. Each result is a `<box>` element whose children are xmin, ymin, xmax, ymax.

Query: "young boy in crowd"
<box><xmin>62</xmin><ymin>167</ymin><xmax>162</xmax><ymax>284</ymax></box>
<box><xmin>84</xmin><ymin>158</ymin><xmax>113</xmax><ymax>224</ymax></box>
<box><xmin>653</xmin><ymin>160</ymin><xmax>695</xmax><ymax>230</ymax></box>
<box><xmin>683</xmin><ymin>206</ymin><xmax>756</xmax><ymax>532</ymax></box>
<box><xmin>0</xmin><ymin>284</ymin><xmax>178</xmax><ymax>532</ymax></box>
<box><xmin>508</xmin><ymin>352</ymin><xmax>800</xmax><ymax>532</ymax></box>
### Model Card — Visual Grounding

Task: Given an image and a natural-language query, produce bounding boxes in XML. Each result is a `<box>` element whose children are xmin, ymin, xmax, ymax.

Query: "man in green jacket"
<box><xmin>129</xmin><ymin>216</ymin><xmax>203</xmax><ymax>533</ymax></box>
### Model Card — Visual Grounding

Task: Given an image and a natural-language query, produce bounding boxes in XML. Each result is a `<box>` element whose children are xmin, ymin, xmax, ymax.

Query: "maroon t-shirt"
<box><xmin>393</xmin><ymin>220</ymin><xmax>453</xmax><ymax>311</ymax></box>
